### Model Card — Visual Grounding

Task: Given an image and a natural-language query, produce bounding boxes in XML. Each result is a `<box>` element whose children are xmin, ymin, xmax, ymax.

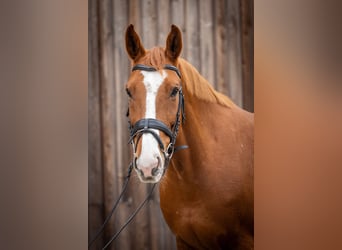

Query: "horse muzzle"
<box><xmin>134</xmin><ymin>154</ymin><xmax>165</xmax><ymax>183</ymax></box>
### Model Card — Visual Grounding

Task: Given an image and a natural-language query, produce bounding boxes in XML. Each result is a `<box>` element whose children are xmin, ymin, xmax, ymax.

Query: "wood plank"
<box><xmin>112</xmin><ymin>1</ymin><xmax>132</xmax><ymax>249</ymax></box>
<box><xmin>127</xmin><ymin>181</ymin><xmax>150</xmax><ymax>250</ymax></box>
<box><xmin>157</xmin><ymin>0</ymin><xmax>171</xmax><ymax>46</ymax></box>
<box><xmin>214</xmin><ymin>0</ymin><xmax>228</xmax><ymax>93</ymax></box>
<box><xmin>88</xmin><ymin>204</ymin><xmax>105</xmax><ymax>250</ymax></box>
<box><xmin>88</xmin><ymin>0</ymin><xmax>102</xmax><ymax>208</ymax></box>
<box><xmin>88</xmin><ymin>0</ymin><xmax>104</xmax><ymax>248</ymax></box>
<box><xmin>184</xmin><ymin>0</ymin><xmax>200</xmax><ymax>69</ymax></box>
<box><xmin>199</xmin><ymin>0</ymin><xmax>214</xmax><ymax>85</ymax></box>
<box><xmin>225</xmin><ymin>0</ymin><xmax>243</xmax><ymax>106</ymax></box>
<box><xmin>240</xmin><ymin>0</ymin><xmax>254</xmax><ymax>112</ymax></box>
<box><xmin>141</xmin><ymin>0</ymin><xmax>158</xmax><ymax>49</ymax></box>
<box><xmin>98</xmin><ymin>0</ymin><xmax>118</xmax><ymax>248</ymax></box>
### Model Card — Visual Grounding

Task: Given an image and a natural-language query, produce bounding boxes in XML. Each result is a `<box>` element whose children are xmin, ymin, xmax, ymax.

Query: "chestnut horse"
<box><xmin>125</xmin><ymin>24</ymin><xmax>254</xmax><ymax>249</ymax></box>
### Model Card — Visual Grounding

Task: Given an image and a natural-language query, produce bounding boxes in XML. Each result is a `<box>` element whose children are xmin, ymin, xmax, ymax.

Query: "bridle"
<box><xmin>88</xmin><ymin>64</ymin><xmax>187</xmax><ymax>250</ymax></box>
<box><xmin>128</xmin><ymin>64</ymin><xmax>187</xmax><ymax>171</ymax></box>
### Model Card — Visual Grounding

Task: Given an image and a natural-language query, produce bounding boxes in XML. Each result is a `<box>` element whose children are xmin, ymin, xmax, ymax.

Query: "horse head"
<box><xmin>125</xmin><ymin>24</ymin><xmax>184</xmax><ymax>183</ymax></box>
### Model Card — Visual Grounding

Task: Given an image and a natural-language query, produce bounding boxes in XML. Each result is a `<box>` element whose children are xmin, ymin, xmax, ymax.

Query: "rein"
<box><xmin>88</xmin><ymin>163</ymin><xmax>134</xmax><ymax>248</ymax></box>
<box><xmin>89</xmin><ymin>64</ymin><xmax>187</xmax><ymax>249</ymax></box>
<box><xmin>88</xmin><ymin>163</ymin><xmax>156</xmax><ymax>249</ymax></box>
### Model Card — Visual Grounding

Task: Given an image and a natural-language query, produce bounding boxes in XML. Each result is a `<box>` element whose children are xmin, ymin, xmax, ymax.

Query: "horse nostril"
<box><xmin>138</xmin><ymin>168</ymin><xmax>144</xmax><ymax>176</ymax></box>
<box><xmin>151</xmin><ymin>167</ymin><xmax>159</xmax><ymax>176</ymax></box>
<box><xmin>134</xmin><ymin>157</ymin><xmax>138</xmax><ymax>169</ymax></box>
<box><xmin>151</xmin><ymin>157</ymin><xmax>161</xmax><ymax>176</ymax></box>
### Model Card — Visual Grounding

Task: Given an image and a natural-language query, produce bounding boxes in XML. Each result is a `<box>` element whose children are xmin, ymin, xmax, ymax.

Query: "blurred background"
<box><xmin>88</xmin><ymin>0</ymin><xmax>253</xmax><ymax>249</ymax></box>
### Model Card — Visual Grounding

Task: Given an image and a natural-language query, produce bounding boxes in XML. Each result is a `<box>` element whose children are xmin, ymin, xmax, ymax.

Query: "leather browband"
<box><xmin>132</xmin><ymin>64</ymin><xmax>181</xmax><ymax>79</ymax></box>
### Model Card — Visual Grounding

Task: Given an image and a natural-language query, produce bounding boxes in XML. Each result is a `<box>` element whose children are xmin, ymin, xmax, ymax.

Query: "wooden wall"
<box><xmin>89</xmin><ymin>0</ymin><xmax>253</xmax><ymax>249</ymax></box>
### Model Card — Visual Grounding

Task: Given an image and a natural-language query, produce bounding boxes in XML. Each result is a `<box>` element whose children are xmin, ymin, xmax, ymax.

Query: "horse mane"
<box><xmin>177</xmin><ymin>58</ymin><xmax>233</xmax><ymax>108</ymax></box>
<box><xmin>139</xmin><ymin>47</ymin><xmax>234</xmax><ymax>108</ymax></box>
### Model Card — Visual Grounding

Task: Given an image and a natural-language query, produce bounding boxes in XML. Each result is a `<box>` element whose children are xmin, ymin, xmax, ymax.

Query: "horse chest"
<box><xmin>161</xmin><ymin>197</ymin><xmax>228</xmax><ymax>248</ymax></box>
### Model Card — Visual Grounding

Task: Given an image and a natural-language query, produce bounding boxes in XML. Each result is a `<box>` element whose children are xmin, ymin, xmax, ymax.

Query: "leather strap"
<box><xmin>132</xmin><ymin>64</ymin><xmax>157</xmax><ymax>72</ymax></box>
<box><xmin>132</xmin><ymin>64</ymin><xmax>182</xmax><ymax>79</ymax></box>
<box><xmin>164</xmin><ymin>64</ymin><xmax>181</xmax><ymax>79</ymax></box>
<box><xmin>131</xmin><ymin>118</ymin><xmax>173</xmax><ymax>140</ymax></box>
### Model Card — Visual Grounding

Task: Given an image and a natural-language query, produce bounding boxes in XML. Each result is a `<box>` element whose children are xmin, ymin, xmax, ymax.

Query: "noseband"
<box><xmin>127</xmin><ymin>64</ymin><xmax>187</xmax><ymax>169</ymax></box>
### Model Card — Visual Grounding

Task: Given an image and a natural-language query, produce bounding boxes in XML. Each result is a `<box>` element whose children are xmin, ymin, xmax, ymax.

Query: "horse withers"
<box><xmin>125</xmin><ymin>24</ymin><xmax>254</xmax><ymax>249</ymax></box>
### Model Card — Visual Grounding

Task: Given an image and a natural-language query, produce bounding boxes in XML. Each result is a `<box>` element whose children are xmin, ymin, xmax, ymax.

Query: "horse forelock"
<box><xmin>138</xmin><ymin>47</ymin><xmax>167</xmax><ymax>69</ymax></box>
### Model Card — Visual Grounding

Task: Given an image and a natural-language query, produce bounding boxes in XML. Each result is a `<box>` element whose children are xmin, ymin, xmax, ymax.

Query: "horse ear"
<box><xmin>165</xmin><ymin>25</ymin><xmax>182</xmax><ymax>61</ymax></box>
<box><xmin>125</xmin><ymin>24</ymin><xmax>145</xmax><ymax>61</ymax></box>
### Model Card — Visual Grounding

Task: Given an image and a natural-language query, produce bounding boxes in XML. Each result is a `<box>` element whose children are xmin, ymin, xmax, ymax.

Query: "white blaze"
<box><xmin>136</xmin><ymin>70</ymin><xmax>167</xmax><ymax>170</ymax></box>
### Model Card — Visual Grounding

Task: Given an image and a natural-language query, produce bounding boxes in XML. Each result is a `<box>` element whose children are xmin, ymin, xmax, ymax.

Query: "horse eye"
<box><xmin>170</xmin><ymin>87</ymin><xmax>179</xmax><ymax>97</ymax></box>
<box><xmin>126</xmin><ymin>88</ymin><xmax>132</xmax><ymax>98</ymax></box>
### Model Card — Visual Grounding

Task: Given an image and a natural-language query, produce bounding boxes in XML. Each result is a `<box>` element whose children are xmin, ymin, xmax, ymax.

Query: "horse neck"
<box><xmin>166</xmin><ymin>81</ymin><xmax>233</xmax><ymax>185</ymax></box>
<box><xmin>175</xmin><ymin>99</ymin><xmax>225</xmax><ymax>158</ymax></box>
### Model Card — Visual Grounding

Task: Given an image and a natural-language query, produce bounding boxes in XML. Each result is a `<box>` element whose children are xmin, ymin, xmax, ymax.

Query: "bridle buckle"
<box><xmin>166</xmin><ymin>143</ymin><xmax>175</xmax><ymax>159</ymax></box>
